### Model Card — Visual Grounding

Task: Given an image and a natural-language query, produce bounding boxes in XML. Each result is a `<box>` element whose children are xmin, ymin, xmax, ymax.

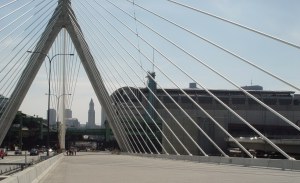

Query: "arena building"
<box><xmin>111</xmin><ymin>82</ymin><xmax>300</xmax><ymax>156</ymax></box>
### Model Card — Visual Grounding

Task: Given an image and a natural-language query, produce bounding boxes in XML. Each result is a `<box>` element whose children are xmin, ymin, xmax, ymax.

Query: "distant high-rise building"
<box><xmin>87</xmin><ymin>99</ymin><xmax>95</xmax><ymax>128</ymax></box>
<box><xmin>65</xmin><ymin>109</ymin><xmax>72</xmax><ymax>118</ymax></box>
<box><xmin>65</xmin><ymin>118</ymin><xmax>80</xmax><ymax>128</ymax></box>
<box><xmin>100</xmin><ymin>108</ymin><xmax>107</xmax><ymax>128</ymax></box>
<box><xmin>48</xmin><ymin>109</ymin><xmax>56</xmax><ymax>126</ymax></box>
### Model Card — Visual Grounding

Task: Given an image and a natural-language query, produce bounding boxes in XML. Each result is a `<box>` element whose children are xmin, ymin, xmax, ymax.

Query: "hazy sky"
<box><xmin>1</xmin><ymin>0</ymin><xmax>299</xmax><ymax>124</ymax></box>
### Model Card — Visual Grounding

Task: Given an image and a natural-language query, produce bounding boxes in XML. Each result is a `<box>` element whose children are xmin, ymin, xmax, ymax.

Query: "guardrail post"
<box><xmin>25</xmin><ymin>151</ymin><xmax>27</xmax><ymax>164</ymax></box>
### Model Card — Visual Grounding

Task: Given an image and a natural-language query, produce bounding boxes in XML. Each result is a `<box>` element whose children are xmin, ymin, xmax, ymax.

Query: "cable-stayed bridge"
<box><xmin>0</xmin><ymin>0</ymin><xmax>300</xmax><ymax>181</ymax></box>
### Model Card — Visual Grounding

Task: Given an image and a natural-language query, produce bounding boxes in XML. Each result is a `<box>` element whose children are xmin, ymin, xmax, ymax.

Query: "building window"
<box><xmin>279</xmin><ymin>98</ymin><xmax>292</xmax><ymax>105</ymax></box>
<box><xmin>198</xmin><ymin>97</ymin><xmax>212</xmax><ymax>104</ymax></box>
<box><xmin>163</xmin><ymin>96</ymin><xmax>178</xmax><ymax>103</ymax></box>
<box><xmin>181</xmin><ymin>96</ymin><xmax>196</xmax><ymax>103</ymax></box>
<box><xmin>263</xmin><ymin>98</ymin><xmax>277</xmax><ymax>105</ymax></box>
<box><xmin>218</xmin><ymin>97</ymin><xmax>229</xmax><ymax>104</ymax></box>
<box><xmin>232</xmin><ymin>97</ymin><xmax>246</xmax><ymax>105</ymax></box>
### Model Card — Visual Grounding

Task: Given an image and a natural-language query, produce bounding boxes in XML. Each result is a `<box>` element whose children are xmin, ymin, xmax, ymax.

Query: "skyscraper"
<box><xmin>87</xmin><ymin>98</ymin><xmax>95</xmax><ymax>128</ymax></box>
<box><xmin>100</xmin><ymin>108</ymin><xmax>107</xmax><ymax>128</ymax></box>
<box><xmin>48</xmin><ymin>109</ymin><xmax>56</xmax><ymax>126</ymax></box>
<box><xmin>65</xmin><ymin>109</ymin><xmax>72</xmax><ymax>119</ymax></box>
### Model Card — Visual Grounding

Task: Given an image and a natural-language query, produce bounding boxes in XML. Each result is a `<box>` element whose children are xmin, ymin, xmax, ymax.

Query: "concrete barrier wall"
<box><xmin>127</xmin><ymin>153</ymin><xmax>300</xmax><ymax>171</ymax></box>
<box><xmin>1</xmin><ymin>154</ymin><xmax>63</xmax><ymax>183</ymax></box>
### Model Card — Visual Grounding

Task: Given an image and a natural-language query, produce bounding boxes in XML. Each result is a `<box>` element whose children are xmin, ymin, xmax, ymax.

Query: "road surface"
<box><xmin>39</xmin><ymin>152</ymin><xmax>299</xmax><ymax>183</ymax></box>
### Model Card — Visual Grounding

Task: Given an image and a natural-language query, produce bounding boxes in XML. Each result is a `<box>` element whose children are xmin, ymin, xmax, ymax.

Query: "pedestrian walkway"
<box><xmin>39</xmin><ymin>152</ymin><xmax>299</xmax><ymax>183</ymax></box>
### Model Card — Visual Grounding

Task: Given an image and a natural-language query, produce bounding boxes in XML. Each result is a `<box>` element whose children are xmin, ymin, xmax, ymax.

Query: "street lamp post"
<box><xmin>27</xmin><ymin>51</ymin><xmax>74</xmax><ymax>156</ymax></box>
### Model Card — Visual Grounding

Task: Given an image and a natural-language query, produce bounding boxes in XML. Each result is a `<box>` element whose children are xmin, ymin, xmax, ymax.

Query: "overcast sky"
<box><xmin>1</xmin><ymin>0</ymin><xmax>299</xmax><ymax>124</ymax></box>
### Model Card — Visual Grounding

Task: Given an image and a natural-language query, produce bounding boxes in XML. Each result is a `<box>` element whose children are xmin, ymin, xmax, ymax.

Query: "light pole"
<box><xmin>27</xmin><ymin>51</ymin><xmax>74</xmax><ymax>156</ymax></box>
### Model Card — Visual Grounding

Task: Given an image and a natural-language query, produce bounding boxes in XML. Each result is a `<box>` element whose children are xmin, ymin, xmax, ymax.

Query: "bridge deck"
<box><xmin>39</xmin><ymin>152</ymin><xmax>299</xmax><ymax>183</ymax></box>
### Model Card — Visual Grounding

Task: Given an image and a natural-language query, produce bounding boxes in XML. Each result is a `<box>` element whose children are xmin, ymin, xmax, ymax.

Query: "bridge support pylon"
<box><xmin>0</xmin><ymin>0</ymin><xmax>128</xmax><ymax>152</ymax></box>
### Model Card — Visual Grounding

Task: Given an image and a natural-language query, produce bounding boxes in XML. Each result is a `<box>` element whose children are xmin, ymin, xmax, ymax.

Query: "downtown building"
<box><xmin>86</xmin><ymin>99</ymin><xmax>96</xmax><ymax>128</ymax></box>
<box><xmin>110</xmin><ymin>84</ymin><xmax>300</xmax><ymax>156</ymax></box>
<box><xmin>48</xmin><ymin>109</ymin><xmax>56</xmax><ymax>129</ymax></box>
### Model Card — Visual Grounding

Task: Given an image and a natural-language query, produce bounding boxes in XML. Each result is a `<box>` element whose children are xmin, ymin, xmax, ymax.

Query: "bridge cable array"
<box><xmin>0</xmin><ymin>0</ymin><xmax>299</xmax><ymax>159</ymax></box>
